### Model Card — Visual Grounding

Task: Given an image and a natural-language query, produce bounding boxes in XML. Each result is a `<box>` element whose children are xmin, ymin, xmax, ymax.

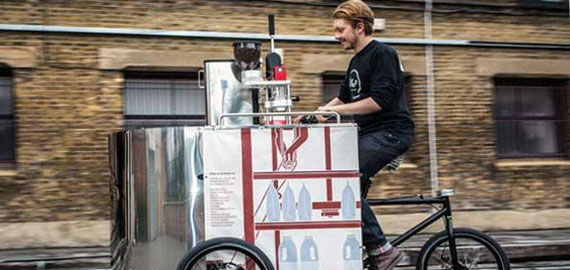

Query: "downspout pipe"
<box><xmin>424</xmin><ymin>0</ymin><xmax>440</xmax><ymax>197</ymax></box>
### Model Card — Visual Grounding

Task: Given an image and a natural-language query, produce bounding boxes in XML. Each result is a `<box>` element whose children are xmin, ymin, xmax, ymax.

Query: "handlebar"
<box><xmin>218</xmin><ymin>111</ymin><xmax>341</xmax><ymax>126</ymax></box>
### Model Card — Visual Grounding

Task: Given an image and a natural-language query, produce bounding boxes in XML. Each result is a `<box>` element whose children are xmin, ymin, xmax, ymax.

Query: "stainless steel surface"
<box><xmin>242</xmin><ymin>80</ymin><xmax>291</xmax><ymax>88</ymax></box>
<box><xmin>241</xmin><ymin>70</ymin><xmax>263</xmax><ymax>83</ymax></box>
<box><xmin>265</xmin><ymin>99</ymin><xmax>292</xmax><ymax>108</ymax></box>
<box><xmin>109</xmin><ymin>127</ymin><xmax>205</xmax><ymax>270</ymax></box>
<box><xmin>204</xmin><ymin>60</ymin><xmax>254</xmax><ymax>126</ymax></box>
<box><xmin>2</xmin><ymin>24</ymin><xmax>570</xmax><ymax>50</ymax></box>
<box><xmin>218</xmin><ymin>111</ymin><xmax>342</xmax><ymax>126</ymax></box>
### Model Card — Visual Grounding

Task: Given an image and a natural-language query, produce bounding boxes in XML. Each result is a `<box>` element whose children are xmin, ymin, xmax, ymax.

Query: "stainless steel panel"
<box><xmin>109</xmin><ymin>127</ymin><xmax>205</xmax><ymax>270</ymax></box>
<box><xmin>204</xmin><ymin>60</ymin><xmax>253</xmax><ymax>126</ymax></box>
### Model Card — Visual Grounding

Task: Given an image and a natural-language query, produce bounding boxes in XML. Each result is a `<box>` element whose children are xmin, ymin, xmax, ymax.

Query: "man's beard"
<box><xmin>341</xmin><ymin>30</ymin><xmax>358</xmax><ymax>50</ymax></box>
<box><xmin>340</xmin><ymin>39</ymin><xmax>355</xmax><ymax>50</ymax></box>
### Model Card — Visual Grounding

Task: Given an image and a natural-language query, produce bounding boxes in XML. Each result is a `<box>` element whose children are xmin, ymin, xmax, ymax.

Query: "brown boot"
<box><xmin>368</xmin><ymin>247</ymin><xmax>403</xmax><ymax>270</ymax></box>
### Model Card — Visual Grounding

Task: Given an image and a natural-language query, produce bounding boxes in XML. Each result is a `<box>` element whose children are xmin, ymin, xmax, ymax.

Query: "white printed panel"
<box><xmin>251</xmin><ymin>128</ymin><xmax>327</xmax><ymax>172</ymax></box>
<box><xmin>330</xmin><ymin>126</ymin><xmax>359</xmax><ymax>171</ymax></box>
<box><xmin>251</xmin><ymin>130</ymin><xmax>273</xmax><ymax>172</ymax></box>
<box><xmin>203</xmin><ymin>125</ymin><xmax>362</xmax><ymax>270</ymax></box>
<box><xmin>203</xmin><ymin>129</ymin><xmax>245</xmax><ymax>240</ymax></box>
<box><xmin>254</xmin><ymin>179</ymin><xmax>361</xmax><ymax>223</ymax></box>
<box><xmin>255</xmin><ymin>228</ymin><xmax>363</xmax><ymax>270</ymax></box>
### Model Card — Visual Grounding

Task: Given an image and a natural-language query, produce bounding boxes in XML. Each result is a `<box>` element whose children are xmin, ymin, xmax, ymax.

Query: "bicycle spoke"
<box><xmin>423</xmin><ymin>232</ymin><xmax>505</xmax><ymax>270</ymax></box>
<box><xmin>177</xmin><ymin>237</ymin><xmax>273</xmax><ymax>270</ymax></box>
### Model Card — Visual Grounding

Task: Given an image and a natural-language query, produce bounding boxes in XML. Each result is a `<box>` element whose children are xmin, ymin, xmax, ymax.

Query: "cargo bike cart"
<box><xmin>108</xmin><ymin>16</ymin><xmax>509</xmax><ymax>270</ymax></box>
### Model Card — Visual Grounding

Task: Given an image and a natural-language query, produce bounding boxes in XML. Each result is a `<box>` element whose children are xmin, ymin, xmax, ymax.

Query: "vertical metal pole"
<box><xmin>286</xmin><ymin>84</ymin><xmax>292</xmax><ymax>124</ymax></box>
<box><xmin>271</xmin><ymin>38</ymin><xmax>275</xmax><ymax>53</ymax></box>
<box><xmin>444</xmin><ymin>197</ymin><xmax>461</xmax><ymax>268</ymax></box>
<box><xmin>126</xmin><ymin>132</ymin><xmax>135</xmax><ymax>248</ymax></box>
<box><xmin>424</xmin><ymin>0</ymin><xmax>439</xmax><ymax>197</ymax></box>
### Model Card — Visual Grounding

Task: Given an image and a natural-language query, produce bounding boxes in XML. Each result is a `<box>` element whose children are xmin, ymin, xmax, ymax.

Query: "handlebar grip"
<box><xmin>300</xmin><ymin>115</ymin><xmax>318</xmax><ymax>124</ymax></box>
<box><xmin>268</xmin><ymin>15</ymin><xmax>275</xmax><ymax>36</ymax></box>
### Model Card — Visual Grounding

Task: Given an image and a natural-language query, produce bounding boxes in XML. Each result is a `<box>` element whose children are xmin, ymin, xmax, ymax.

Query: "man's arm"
<box><xmin>293</xmin><ymin>97</ymin><xmax>346</xmax><ymax>123</ymax></box>
<box><xmin>324</xmin><ymin>97</ymin><xmax>345</xmax><ymax>107</ymax></box>
<box><xmin>319</xmin><ymin>97</ymin><xmax>381</xmax><ymax>115</ymax></box>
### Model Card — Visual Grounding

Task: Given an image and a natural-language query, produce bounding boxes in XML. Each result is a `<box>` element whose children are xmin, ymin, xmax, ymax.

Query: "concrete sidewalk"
<box><xmin>0</xmin><ymin>229</ymin><xmax>569</xmax><ymax>269</ymax></box>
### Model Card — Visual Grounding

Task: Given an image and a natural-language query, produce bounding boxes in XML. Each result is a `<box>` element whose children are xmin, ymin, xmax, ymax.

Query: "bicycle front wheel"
<box><xmin>417</xmin><ymin>228</ymin><xmax>510</xmax><ymax>270</ymax></box>
<box><xmin>176</xmin><ymin>237</ymin><xmax>275</xmax><ymax>270</ymax></box>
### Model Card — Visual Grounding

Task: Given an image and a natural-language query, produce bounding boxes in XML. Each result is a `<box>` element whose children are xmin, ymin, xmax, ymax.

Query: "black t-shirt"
<box><xmin>338</xmin><ymin>40</ymin><xmax>414</xmax><ymax>136</ymax></box>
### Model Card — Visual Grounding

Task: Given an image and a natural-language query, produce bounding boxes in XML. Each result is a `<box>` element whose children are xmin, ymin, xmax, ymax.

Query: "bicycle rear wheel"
<box><xmin>417</xmin><ymin>228</ymin><xmax>510</xmax><ymax>270</ymax></box>
<box><xmin>176</xmin><ymin>237</ymin><xmax>275</xmax><ymax>270</ymax></box>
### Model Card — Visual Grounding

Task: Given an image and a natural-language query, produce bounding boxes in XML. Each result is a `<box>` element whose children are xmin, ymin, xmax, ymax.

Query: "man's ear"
<box><xmin>355</xmin><ymin>21</ymin><xmax>365</xmax><ymax>35</ymax></box>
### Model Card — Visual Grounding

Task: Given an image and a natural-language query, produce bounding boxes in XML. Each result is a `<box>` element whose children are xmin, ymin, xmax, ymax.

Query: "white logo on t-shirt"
<box><xmin>349</xmin><ymin>69</ymin><xmax>361</xmax><ymax>99</ymax></box>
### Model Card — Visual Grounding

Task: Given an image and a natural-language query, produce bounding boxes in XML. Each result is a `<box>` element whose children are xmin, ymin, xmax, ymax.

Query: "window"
<box><xmin>0</xmin><ymin>69</ymin><xmax>14</xmax><ymax>163</ymax></box>
<box><xmin>322</xmin><ymin>72</ymin><xmax>345</xmax><ymax>105</ymax></box>
<box><xmin>520</xmin><ymin>0</ymin><xmax>569</xmax><ymax>10</ymax></box>
<box><xmin>124</xmin><ymin>72</ymin><xmax>205</xmax><ymax>128</ymax></box>
<box><xmin>494</xmin><ymin>78</ymin><xmax>568</xmax><ymax>158</ymax></box>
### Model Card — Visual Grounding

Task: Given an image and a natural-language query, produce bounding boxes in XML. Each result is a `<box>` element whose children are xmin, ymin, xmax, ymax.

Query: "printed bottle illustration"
<box><xmin>298</xmin><ymin>183</ymin><xmax>312</xmax><ymax>221</ymax></box>
<box><xmin>283</xmin><ymin>184</ymin><xmax>297</xmax><ymax>221</ymax></box>
<box><xmin>266</xmin><ymin>183</ymin><xmax>280</xmax><ymax>222</ymax></box>
<box><xmin>300</xmin><ymin>236</ymin><xmax>319</xmax><ymax>270</ymax></box>
<box><xmin>342</xmin><ymin>182</ymin><xmax>356</xmax><ymax>219</ymax></box>
<box><xmin>279</xmin><ymin>236</ymin><xmax>298</xmax><ymax>270</ymax></box>
<box><xmin>343</xmin><ymin>234</ymin><xmax>362</xmax><ymax>270</ymax></box>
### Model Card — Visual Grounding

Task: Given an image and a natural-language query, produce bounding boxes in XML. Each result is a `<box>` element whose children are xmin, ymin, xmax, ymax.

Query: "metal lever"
<box><xmin>268</xmin><ymin>14</ymin><xmax>275</xmax><ymax>52</ymax></box>
<box><xmin>197</xmin><ymin>69</ymin><xmax>204</xmax><ymax>89</ymax></box>
<box><xmin>268</xmin><ymin>14</ymin><xmax>275</xmax><ymax>36</ymax></box>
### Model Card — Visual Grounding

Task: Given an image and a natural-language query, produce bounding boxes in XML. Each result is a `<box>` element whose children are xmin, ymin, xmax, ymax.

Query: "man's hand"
<box><xmin>315</xmin><ymin>114</ymin><xmax>329</xmax><ymax>123</ymax></box>
<box><xmin>293</xmin><ymin>115</ymin><xmax>305</xmax><ymax>124</ymax></box>
<box><xmin>293</xmin><ymin>114</ymin><xmax>329</xmax><ymax>124</ymax></box>
<box><xmin>293</xmin><ymin>97</ymin><xmax>345</xmax><ymax>124</ymax></box>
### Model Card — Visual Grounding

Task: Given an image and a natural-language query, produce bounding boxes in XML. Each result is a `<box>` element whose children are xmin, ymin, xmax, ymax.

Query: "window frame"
<box><xmin>123</xmin><ymin>71</ymin><xmax>206</xmax><ymax>129</ymax></box>
<box><xmin>519</xmin><ymin>0</ymin><xmax>569</xmax><ymax>10</ymax></box>
<box><xmin>321</xmin><ymin>71</ymin><xmax>345</xmax><ymax>105</ymax></box>
<box><xmin>0</xmin><ymin>68</ymin><xmax>15</xmax><ymax>164</ymax></box>
<box><xmin>493</xmin><ymin>77</ymin><xmax>569</xmax><ymax>159</ymax></box>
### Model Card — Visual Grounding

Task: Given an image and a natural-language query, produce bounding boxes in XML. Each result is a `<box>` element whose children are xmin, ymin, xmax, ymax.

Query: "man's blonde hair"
<box><xmin>332</xmin><ymin>0</ymin><xmax>375</xmax><ymax>35</ymax></box>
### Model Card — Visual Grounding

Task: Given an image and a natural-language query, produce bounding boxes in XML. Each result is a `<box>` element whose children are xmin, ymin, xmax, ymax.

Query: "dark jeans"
<box><xmin>359</xmin><ymin>130</ymin><xmax>411</xmax><ymax>248</ymax></box>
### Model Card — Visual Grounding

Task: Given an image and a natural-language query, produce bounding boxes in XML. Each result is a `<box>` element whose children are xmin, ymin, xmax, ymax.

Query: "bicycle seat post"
<box><xmin>436</xmin><ymin>189</ymin><xmax>454</xmax><ymax>198</ymax></box>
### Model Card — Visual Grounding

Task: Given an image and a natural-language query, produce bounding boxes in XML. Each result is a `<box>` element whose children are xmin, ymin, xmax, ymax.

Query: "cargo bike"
<box><xmin>108</xmin><ymin>16</ymin><xmax>509</xmax><ymax>270</ymax></box>
<box><xmin>174</xmin><ymin>187</ymin><xmax>510</xmax><ymax>270</ymax></box>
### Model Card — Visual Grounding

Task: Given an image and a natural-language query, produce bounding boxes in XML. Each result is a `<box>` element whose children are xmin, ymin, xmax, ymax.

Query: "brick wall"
<box><xmin>0</xmin><ymin>0</ymin><xmax>568</xmax><ymax>224</ymax></box>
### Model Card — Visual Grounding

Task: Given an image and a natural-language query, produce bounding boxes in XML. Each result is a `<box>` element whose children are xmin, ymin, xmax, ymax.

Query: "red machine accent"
<box><xmin>274</xmin><ymin>65</ymin><xmax>287</xmax><ymax>80</ymax></box>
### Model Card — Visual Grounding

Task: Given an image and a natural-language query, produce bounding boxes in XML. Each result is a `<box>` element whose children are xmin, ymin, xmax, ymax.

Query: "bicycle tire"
<box><xmin>176</xmin><ymin>237</ymin><xmax>275</xmax><ymax>270</ymax></box>
<box><xmin>416</xmin><ymin>228</ymin><xmax>510</xmax><ymax>270</ymax></box>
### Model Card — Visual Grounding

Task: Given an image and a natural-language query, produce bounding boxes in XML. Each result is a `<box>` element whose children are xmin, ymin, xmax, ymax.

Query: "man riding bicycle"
<box><xmin>296</xmin><ymin>1</ymin><xmax>414</xmax><ymax>269</ymax></box>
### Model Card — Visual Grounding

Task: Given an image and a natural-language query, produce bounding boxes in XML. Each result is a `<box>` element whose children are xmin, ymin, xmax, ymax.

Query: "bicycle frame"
<box><xmin>367</xmin><ymin>194</ymin><xmax>462</xmax><ymax>269</ymax></box>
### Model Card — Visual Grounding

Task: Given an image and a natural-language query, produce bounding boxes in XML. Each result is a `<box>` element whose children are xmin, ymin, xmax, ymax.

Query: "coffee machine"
<box><xmin>202</xmin><ymin>15</ymin><xmax>294</xmax><ymax>127</ymax></box>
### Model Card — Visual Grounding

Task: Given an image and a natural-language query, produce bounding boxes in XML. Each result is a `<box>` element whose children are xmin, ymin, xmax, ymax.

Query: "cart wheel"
<box><xmin>176</xmin><ymin>237</ymin><xmax>275</xmax><ymax>270</ymax></box>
